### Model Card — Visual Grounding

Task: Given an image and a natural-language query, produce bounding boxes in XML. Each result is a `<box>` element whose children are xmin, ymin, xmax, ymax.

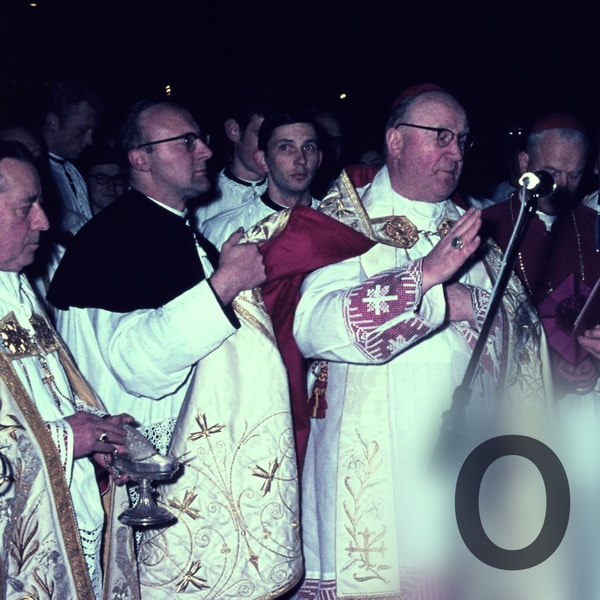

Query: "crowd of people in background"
<box><xmin>1</xmin><ymin>74</ymin><xmax>600</xmax><ymax>600</ymax></box>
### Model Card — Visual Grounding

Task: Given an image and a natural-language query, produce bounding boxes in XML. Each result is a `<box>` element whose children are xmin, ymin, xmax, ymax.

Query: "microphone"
<box><xmin>518</xmin><ymin>170</ymin><xmax>556</xmax><ymax>199</ymax></box>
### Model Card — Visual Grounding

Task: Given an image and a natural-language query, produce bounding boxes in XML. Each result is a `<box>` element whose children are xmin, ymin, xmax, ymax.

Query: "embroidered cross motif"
<box><xmin>188</xmin><ymin>412</ymin><xmax>225</xmax><ymax>441</ymax></box>
<box><xmin>362</xmin><ymin>284</ymin><xmax>398</xmax><ymax>316</ymax></box>
<box><xmin>176</xmin><ymin>560</ymin><xmax>210</xmax><ymax>592</ymax></box>
<box><xmin>345</xmin><ymin>527</ymin><xmax>389</xmax><ymax>583</ymax></box>
<box><xmin>168</xmin><ymin>490</ymin><xmax>201</xmax><ymax>519</ymax></box>
<box><xmin>251</xmin><ymin>458</ymin><xmax>280</xmax><ymax>496</ymax></box>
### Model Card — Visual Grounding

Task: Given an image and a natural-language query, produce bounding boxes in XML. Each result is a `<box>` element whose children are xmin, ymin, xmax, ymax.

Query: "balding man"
<box><xmin>291</xmin><ymin>85</ymin><xmax>548</xmax><ymax>598</ymax></box>
<box><xmin>484</xmin><ymin>114</ymin><xmax>600</xmax><ymax>600</ymax></box>
<box><xmin>484</xmin><ymin>114</ymin><xmax>600</xmax><ymax>395</ymax></box>
<box><xmin>48</xmin><ymin>99</ymin><xmax>301</xmax><ymax>598</ymax></box>
<box><xmin>49</xmin><ymin>99</ymin><xmax>266</xmax><ymax>451</ymax></box>
<box><xmin>0</xmin><ymin>142</ymin><xmax>137</xmax><ymax>598</ymax></box>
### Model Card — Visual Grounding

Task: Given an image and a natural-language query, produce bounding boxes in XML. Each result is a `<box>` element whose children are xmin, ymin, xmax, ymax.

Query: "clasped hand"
<box><xmin>209</xmin><ymin>229</ymin><xmax>267</xmax><ymax>305</ymax></box>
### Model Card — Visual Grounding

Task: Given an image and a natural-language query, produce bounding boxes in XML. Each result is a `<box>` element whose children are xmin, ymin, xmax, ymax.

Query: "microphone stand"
<box><xmin>434</xmin><ymin>186</ymin><xmax>539</xmax><ymax>461</ymax></box>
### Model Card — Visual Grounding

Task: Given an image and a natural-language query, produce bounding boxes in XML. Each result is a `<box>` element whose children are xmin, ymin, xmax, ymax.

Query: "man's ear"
<box><xmin>317</xmin><ymin>150</ymin><xmax>323</xmax><ymax>169</ymax></box>
<box><xmin>518</xmin><ymin>150</ymin><xmax>530</xmax><ymax>175</ymax></box>
<box><xmin>128</xmin><ymin>148</ymin><xmax>151</xmax><ymax>172</ymax></box>
<box><xmin>385</xmin><ymin>127</ymin><xmax>403</xmax><ymax>159</ymax></box>
<box><xmin>254</xmin><ymin>150</ymin><xmax>269</xmax><ymax>174</ymax></box>
<box><xmin>224</xmin><ymin>119</ymin><xmax>241</xmax><ymax>143</ymax></box>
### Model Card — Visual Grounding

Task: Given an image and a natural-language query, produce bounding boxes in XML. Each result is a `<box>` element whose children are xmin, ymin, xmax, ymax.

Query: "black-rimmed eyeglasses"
<box><xmin>136</xmin><ymin>131</ymin><xmax>210</xmax><ymax>153</ymax></box>
<box><xmin>88</xmin><ymin>173</ymin><xmax>127</xmax><ymax>186</ymax></box>
<box><xmin>394</xmin><ymin>122</ymin><xmax>474</xmax><ymax>153</ymax></box>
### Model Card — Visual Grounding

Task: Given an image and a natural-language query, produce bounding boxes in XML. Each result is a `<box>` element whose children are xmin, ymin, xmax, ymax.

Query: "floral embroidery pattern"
<box><xmin>341</xmin><ymin>434</ymin><xmax>390</xmax><ymax>584</ymax></box>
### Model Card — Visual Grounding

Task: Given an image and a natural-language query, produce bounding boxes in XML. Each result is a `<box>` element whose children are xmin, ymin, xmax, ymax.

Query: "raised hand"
<box><xmin>422</xmin><ymin>208</ymin><xmax>481</xmax><ymax>292</ymax></box>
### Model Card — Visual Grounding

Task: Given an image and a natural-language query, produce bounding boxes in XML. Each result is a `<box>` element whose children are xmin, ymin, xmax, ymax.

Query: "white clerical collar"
<box><xmin>536</xmin><ymin>211</ymin><xmax>557</xmax><ymax>232</ymax></box>
<box><xmin>145</xmin><ymin>195</ymin><xmax>187</xmax><ymax>218</ymax></box>
<box><xmin>0</xmin><ymin>271</ymin><xmax>31</xmax><ymax>318</ymax></box>
<box><xmin>0</xmin><ymin>270</ymin><xmax>21</xmax><ymax>298</ymax></box>
<box><xmin>365</xmin><ymin>165</ymin><xmax>453</xmax><ymax>224</ymax></box>
<box><xmin>48</xmin><ymin>151</ymin><xmax>69</xmax><ymax>164</ymax></box>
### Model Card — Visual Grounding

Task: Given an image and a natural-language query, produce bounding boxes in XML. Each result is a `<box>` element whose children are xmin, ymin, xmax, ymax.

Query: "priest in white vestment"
<box><xmin>202</xmin><ymin>110</ymin><xmax>321</xmax><ymax>249</ymax></box>
<box><xmin>0</xmin><ymin>143</ymin><xmax>139</xmax><ymax>598</ymax></box>
<box><xmin>292</xmin><ymin>86</ymin><xmax>551</xmax><ymax>599</ymax></box>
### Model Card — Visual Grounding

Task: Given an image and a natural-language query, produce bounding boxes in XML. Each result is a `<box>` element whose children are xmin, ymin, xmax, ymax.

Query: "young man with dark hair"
<box><xmin>202</xmin><ymin>109</ymin><xmax>322</xmax><ymax>247</ymax></box>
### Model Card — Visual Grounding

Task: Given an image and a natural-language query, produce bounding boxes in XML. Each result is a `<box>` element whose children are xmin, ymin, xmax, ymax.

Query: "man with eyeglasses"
<box><xmin>47</xmin><ymin>99</ymin><xmax>302</xmax><ymax>598</ymax></box>
<box><xmin>81</xmin><ymin>146</ymin><xmax>127</xmax><ymax>215</ymax></box>
<box><xmin>482</xmin><ymin>116</ymin><xmax>600</xmax><ymax>597</ymax></box>
<box><xmin>290</xmin><ymin>84</ymin><xmax>548</xmax><ymax>598</ymax></box>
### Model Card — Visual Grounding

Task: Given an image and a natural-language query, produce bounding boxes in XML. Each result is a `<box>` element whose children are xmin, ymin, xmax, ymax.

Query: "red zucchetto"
<box><xmin>530</xmin><ymin>112</ymin><xmax>587</xmax><ymax>135</ymax></box>
<box><xmin>390</xmin><ymin>83</ymin><xmax>446</xmax><ymax>111</ymax></box>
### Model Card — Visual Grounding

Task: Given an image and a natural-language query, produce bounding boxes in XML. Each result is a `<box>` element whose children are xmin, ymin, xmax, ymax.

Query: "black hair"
<box><xmin>257</xmin><ymin>110</ymin><xmax>319</xmax><ymax>153</ymax></box>
<box><xmin>40</xmin><ymin>76</ymin><xmax>103</xmax><ymax>123</ymax></box>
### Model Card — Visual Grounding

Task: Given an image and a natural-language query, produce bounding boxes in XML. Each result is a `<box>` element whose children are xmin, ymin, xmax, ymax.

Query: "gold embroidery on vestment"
<box><xmin>342</xmin><ymin>435</ymin><xmax>391</xmax><ymax>584</ymax></box>
<box><xmin>378</xmin><ymin>216</ymin><xmax>455</xmax><ymax>248</ymax></box>
<box><xmin>0</xmin><ymin>313</ymin><xmax>35</xmax><ymax>358</ymax></box>
<box><xmin>187</xmin><ymin>412</ymin><xmax>225</xmax><ymax>441</ymax></box>
<box><xmin>168</xmin><ymin>490</ymin><xmax>201</xmax><ymax>519</ymax></box>
<box><xmin>233</xmin><ymin>296</ymin><xmax>276</xmax><ymax>345</ymax></box>
<box><xmin>29</xmin><ymin>314</ymin><xmax>59</xmax><ymax>354</ymax></box>
<box><xmin>0</xmin><ymin>414</ymin><xmax>23</xmax><ymax>441</ymax></box>
<box><xmin>0</xmin><ymin>312</ymin><xmax>60</xmax><ymax>359</ymax></box>
<box><xmin>176</xmin><ymin>559</ymin><xmax>210</xmax><ymax>592</ymax></box>
<box><xmin>251</xmin><ymin>458</ymin><xmax>280</xmax><ymax>496</ymax></box>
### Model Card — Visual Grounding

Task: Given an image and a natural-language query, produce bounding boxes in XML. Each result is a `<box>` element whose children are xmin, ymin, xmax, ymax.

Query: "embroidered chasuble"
<box><xmin>247</xmin><ymin>204</ymin><xmax>375</xmax><ymax>468</ymax></box>
<box><xmin>0</xmin><ymin>271</ymin><xmax>139</xmax><ymax>599</ymax></box>
<box><xmin>291</xmin><ymin>168</ymin><xmax>550</xmax><ymax>599</ymax></box>
<box><xmin>50</xmin><ymin>189</ymin><xmax>304</xmax><ymax>597</ymax></box>
<box><xmin>137</xmin><ymin>283</ymin><xmax>303</xmax><ymax>598</ymax></box>
<box><xmin>136</xmin><ymin>205</ymin><xmax>373</xmax><ymax>597</ymax></box>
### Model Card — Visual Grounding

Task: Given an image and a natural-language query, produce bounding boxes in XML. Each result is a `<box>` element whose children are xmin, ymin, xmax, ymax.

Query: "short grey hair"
<box><xmin>526</xmin><ymin>127</ymin><xmax>589</xmax><ymax>154</ymax></box>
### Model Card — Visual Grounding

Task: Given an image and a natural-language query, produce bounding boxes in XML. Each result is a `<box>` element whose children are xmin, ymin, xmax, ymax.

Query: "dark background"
<box><xmin>2</xmin><ymin>0</ymin><xmax>600</xmax><ymax>195</ymax></box>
